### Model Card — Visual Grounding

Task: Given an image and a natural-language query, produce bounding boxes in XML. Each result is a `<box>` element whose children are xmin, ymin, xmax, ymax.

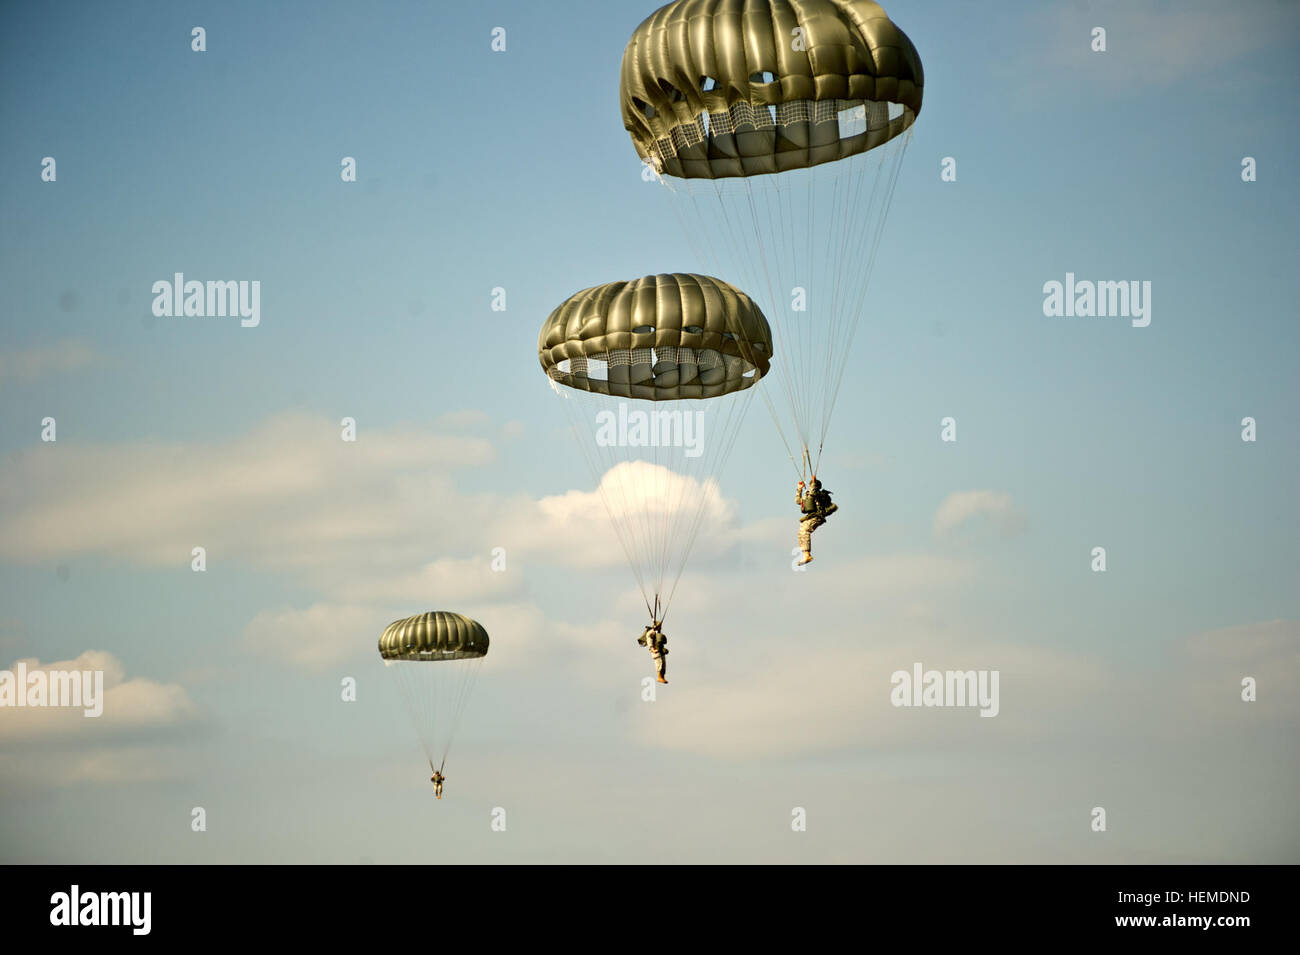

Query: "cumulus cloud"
<box><xmin>0</xmin><ymin>339</ymin><xmax>103</xmax><ymax>384</ymax></box>
<box><xmin>507</xmin><ymin>461</ymin><xmax>739</xmax><ymax>569</ymax></box>
<box><xmin>542</xmin><ymin>461</ymin><xmax>731</xmax><ymax>526</ymax></box>
<box><xmin>0</xmin><ymin>410</ymin><xmax>758</xmax><ymax>682</ymax></box>
<box><xmin>0</xmin><ymin>743</ymin><xmax>195</xmax><ymax>789</ymax></box>
<box><xmin>1158</xmin><ymin>618</ymin><xmax>1300</xmax><ymax>730</ymax></box>
<box><xmin>434</xmin><ymin>409</ymin><xmax>493</xmax><ymax>431</ymax></box>
<box><xmin>933</xmin><ymin>490</ymin><xmax>1025</xmax><ymax>537</ymax></box>
<box><xmin>0</xmin><ymin>412</ymin><xmax>494</xmax><ymax>570</ymax></box>
<box><xmin>638</xmin><ymin>641</ymin><xmax>1049</xmax><ymax>760</ymax></box>
<box><xmin>633</xmin><ymin>574</ymin><xmax>1300</xmax><ymax>760</ymax></box>
<box><xmin>0</xmin><ymin>650</ymin><xmax>200</xmax><ymax>743</ymax></box>
<box><xmin>0</xmin><ymin>413</ymin><xmax>743</xmax><ymax>589</ymax></box>
<box><xmin>332</xmin><ymin>556</ymin><xmax>522</xmax><ymax>605</ymax></box>
<box><xmin>242</xmin><ymin>603</ymin><xmax>380</xmax><ymax>670</ymax></box>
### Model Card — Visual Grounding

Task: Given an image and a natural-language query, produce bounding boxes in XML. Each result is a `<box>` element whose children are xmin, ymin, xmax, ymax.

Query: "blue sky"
<box><xmin>1</xmin><ymin>0</ymin><xmax>1297</xmax><ymax>863</ymax></box>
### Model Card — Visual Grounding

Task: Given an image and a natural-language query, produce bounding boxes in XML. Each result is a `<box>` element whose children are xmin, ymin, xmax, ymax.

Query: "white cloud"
<box><xmin>434</xmin><ymin>409</ymin><xmax>493</xmax><ymax>430</ymax></box>
<box><xmin>0</xmin><ymin>650</ymin><xmax>199</xmax><ymax>743</ymax></box>
<box><xmin>631</xmin><ymin>586</ymin><xmax>1300</xmax><ymax>760</ymax></box>
<box><xmin>933</xmin><ymin>490</ymin><xmax>1025</xmax><ymax>537</ymax></box>
<box><xmin>1157</xmin><ymin>618</ymin><xmax>1300</xmax><ymax>730</ymax></box>
<box><xmin>0</xmin><ymin>743</ymin><xmax>194</xmax><ymax>789</ymax></box>
<box><xmin>0</xmin><ymin>339</ymin><xmax>103</xmax><ymax>385</ymax></box>
<box><xmin>0</xmin><ymin>411</ymin><xmax>755</xmax><ymax>682</ymax></box>
<box><xmin>334</xmin><ymin>556</ymin><xmax>522</xmax><ymax>604</ymax></box>
<box><xmin>242</xmin><ymin>603</ymin><xmax>380</xmax><ymax>670</ymax></box>
<box><xmin>509</xmin><ymin>461</ymin><xmax>739</xmax><ymax>569</ymax></box>
<box><xmin>544</xmin><ymin>461</ymin><xmax>732</xmax><ymax>525</ymax></box>
<box><xmin>0</xmin><ymin>413</ymin><xmax>494</xmax><ymax>570</ymax></box>
<box><xmin>0</xmin><ymin>413</ymin><xmax>742</xmax><ymax>587</ymax></box>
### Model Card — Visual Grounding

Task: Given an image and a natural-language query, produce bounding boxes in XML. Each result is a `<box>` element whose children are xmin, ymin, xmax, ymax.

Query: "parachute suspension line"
<box><xmin>652</xmin><ymin>389</ymin><xmax>747</xmax><ymax>620</ymax></box>
<box><xmin>647</xmin><ymin>397</ymin><xmax>693</xmax><ymax>612</ymax></box>
<box><xmin>660</xmin><ymin>381</ymin><xmax>759</xmax><ymax>617</ymax></box>
<box><xmin>718</xmin><ymin>183</ymin><xmax>784</xmax><ymax>409</ymax></box>
<box><xmin>806</xmin><ymin>158</ymin><xmax>837</xmax><ymax>461</ymax></box>
<box><xmin>437</xmin><ymin>655</ymin><xmax>484</xmax><ymax>769</ymax></box>
<box><xmin>664</xmin><ymin>174</ymin><xmax>802</xmax><ymax>481</ymax></box>
<box><xmin>757</xmin><ymin>177</ymin><xmax>811</xmax><ymax>457</ymax></box>
<box><xmin>792</xmin><ymin>157</ymin><xmax>819</xmax><ymax>483</ymax></box>
<box><xmin>742</xmin><ymin>176</ymin><xmax>809</xmax><ymax>452</ymax></box>
<box><xmin>818</xmin><ymin>146</ymin><xmax>865</xmax><ymax>470</ymax></box>
<box><xmin>778</xmin><ymin>168</ymin><xmax>818</xmax><ymax>460</ymax></box>
<box><xmin>660</xmin><ymin>392</ymin><xmax>755</xmax><ymax>621</ymax></box>
<box><xmin>702</xmin><ymin>181</ymin><xmax>803</xmax><ymax>480</ymax></box>
<box><xmin>598</xmin><ymin>410</ymin><xmax>657</xmax><ymax>610</ymax></box>
<box><xmin>552</xmin><ymin>373</ymin><xmax>758</xmax><ymax>625</ymax></box>
<box><xmin>387</xmin><ymin>654</ymin><xmax>481</xmax><ymax>776</ymax></box>
<box><xmin>389</xmin><ymin>661</ymin><xmax>434</xmax><ymax>770</ymax></box>
<box><xmin>685</xmin><ymin>166</ymin><xmax>824</xmax><ymax>482</ymax></box>
<box><xmin>598</xmin><ymin>399</ymin><xmax>659</xmax><ymax>608</ymax></box>
<box><xmin>772</xmin><ymin>404</ymin><xmax>807</xmax><ymax>479</ymax></box>
<box><xmin>755</xmin><ymin>157</ymin><xmax>838</xmax><ymax>482</ymax></box>
<box><xmin>684</xmin><ymin>172</ymin><xmax>798</xmax><ymax>459</ymax></box>
<box><xmin>819</xmin><ymin>130</ymin><xmax>911</xmax><ymax>461</ymax></box>
<box><xmin>556</xmin><ymin>390</ymin><xmax>653</xmax><ymax>607</ymax></box>
<box><xmin>806</xmin><ymin>149</ymin><xmax>855</xmax><ymax>470</ymax></box>
<box><xmin>650</xmin><ymin>398</ymin><xmax>680</xmax><ymax>608</ymax></box>
<box><xmin>576</xmin><ymin>389</ymin><xmax>656</xmax><ymax>616</ymax></box>
<box><xmin>802</xmin><ymin>150</ymin><xmax>856</xmax><ymax>478</ymax></box>
<box><xmin>660</xmin><ymin>172</ymin><xmax>800</xmax><ymax>485</ymax></box>
<box><xmin>774</xmin><ymin>165</ymin><xmax>806</xmax><ymax>460</ymax></box>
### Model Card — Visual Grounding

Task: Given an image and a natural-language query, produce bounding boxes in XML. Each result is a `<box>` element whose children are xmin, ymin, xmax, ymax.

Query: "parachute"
<box><xmin>620</xmin><ymin>0</ymin><xmax>923</xmax><ymax>479</ymax></box>
<box><xmin>379</xmin><ymin>611</ymin><xmax>488</xmax><ymax>775</ymax></box>
<box><xmin>539</xmin><ymin>272</ymin><xmax>772</xmax><ymax>623</ymax></box>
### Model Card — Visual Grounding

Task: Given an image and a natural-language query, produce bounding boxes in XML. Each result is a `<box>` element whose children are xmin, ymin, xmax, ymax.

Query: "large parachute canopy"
<box><xmin>539</xmin><ymin>272</ymin><xmax>772</xmax><ymax>399</ymax></box>
<box><xmin>380</xmin><ymin>611</ymin><xmax>488</xmax><ymax>773</ymax></box>
<box><xmin>379</xmin><ymin>611</ymin><xmax>490</xmax><ymax>661</ymax></box>
<box><xmin>540</xmin><ymin>273</ymin><xmax>772</xmax><ymax>623</ymax></box>
<box><xmin>620</xmin><ymin>0</ymin><xmax>923</xmax><ymax>478</ymax></box>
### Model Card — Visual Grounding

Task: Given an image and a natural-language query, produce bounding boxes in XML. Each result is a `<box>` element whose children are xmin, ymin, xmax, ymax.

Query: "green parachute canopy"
<box><xmin>619</xmin><ymin>1</ymin><xmax>923</xmax><ymax>482</ymax></box>
<box><xmin>379</xmin><ymin>611</ymin><xmax>490</xmax><ymax>661</ymax></box>
<box><xmin>621</xmin><ymin>0</ymin><xmax>923</xmax><ymax>180</ymax></box>
<box><xmin>380</xmin><ymin>611</ymin><xmax>488</xmax><ymax>773</ymax></box>
<box><xmin>539</xmin><ymin>273</ymin><xmax>772</xmax><ymax>400</ymax></box>
<box><xmin>539</xmin><ymin>274</ymin><xmax>772</xmax><ymax>624</ymax></box>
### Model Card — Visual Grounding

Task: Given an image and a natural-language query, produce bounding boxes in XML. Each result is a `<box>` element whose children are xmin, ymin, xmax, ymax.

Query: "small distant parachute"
<box><xmin>540</xmin><ymin>273</ymin><xmax>772</xmax><ymax>625</ymax></box>
<box><xmin>379</xmin><ymin>611</ymin><xmax>488</xmax><ymax>776</ymax></box>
